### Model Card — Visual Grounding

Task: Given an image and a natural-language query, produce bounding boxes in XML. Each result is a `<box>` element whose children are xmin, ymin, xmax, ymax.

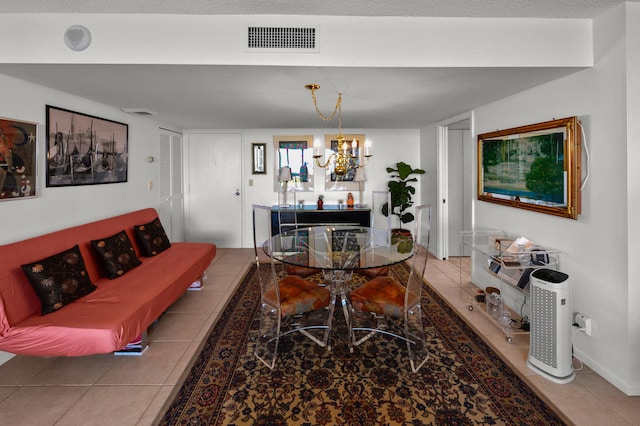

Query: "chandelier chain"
<box><xmin>305</xmin><ymin>83</ymin><xmax>371</xmax><ymax>176</ymax></box>
<box><xmin>309</xmin><ymin>87</ymin><xmax>342</xmax><ymax>124</ymax></box>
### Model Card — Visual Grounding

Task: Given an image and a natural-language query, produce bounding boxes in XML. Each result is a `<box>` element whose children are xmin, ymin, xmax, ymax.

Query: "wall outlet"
<box><xmin>575</xmin><ymin>312</ymin><xmax>592</xmax><ymax>336</ymax></box>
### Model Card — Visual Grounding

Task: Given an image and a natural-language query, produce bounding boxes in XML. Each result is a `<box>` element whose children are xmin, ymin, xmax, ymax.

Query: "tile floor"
<box><xmin>0</xmin><ymin>248</ymin><xmax>637</xmax><ymax>425</ymax></box>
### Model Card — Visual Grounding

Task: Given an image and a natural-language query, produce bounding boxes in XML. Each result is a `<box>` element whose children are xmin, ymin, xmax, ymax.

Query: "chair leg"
<box><xmin>349</xmin><ymin>306</ymin><xmax>429</xmax><ymax>373</ymax></box>
<box><xmin>256</xmin><ymin>297</ymin><xmax>336</xmax><ymax>369</ymax></box>
<box><xmin>405</xmin><ymin>304</ymin><xmax>429</xmax><ymax>373</ymax></box>
<box><xmin>325</xmin><ymin>292</ymin><xmax>337</xmax><ymax>350</ymax></box>
<box><xmin>350</xmin><ymin>311</ymin><xmax>383</xmax><ymax>347</ymax></box>
<box><xmin>298</xmin><ymin>292</ymin><xmax>336</xmax><ymax>349</ymax></box>
<box><xmin>255</xmin><ymin>302</ymin><xmax>281</xmax><ymax>369</ymax></box>
<box><xmin>339</xmin><ymin>290</ymin><xmax>354</xmax><ymax>353</ymax></box>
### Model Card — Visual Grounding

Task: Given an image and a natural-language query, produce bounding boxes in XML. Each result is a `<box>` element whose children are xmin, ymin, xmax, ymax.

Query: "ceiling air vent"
<box><xmin>121</xmin><ymin>108</ymin><xmax>158</xmax><ymax>116</ymax></box>
<box><xmin>247</xmin><ymin>26</ymin><xmax>318</xmax><ymax>51</ymax></box>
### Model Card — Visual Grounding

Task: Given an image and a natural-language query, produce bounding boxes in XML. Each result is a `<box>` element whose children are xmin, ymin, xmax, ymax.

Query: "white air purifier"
<box><xmin>527</xmin><ymin>268</ymin><xmax>576</xmax><ymax>384</ymax></box>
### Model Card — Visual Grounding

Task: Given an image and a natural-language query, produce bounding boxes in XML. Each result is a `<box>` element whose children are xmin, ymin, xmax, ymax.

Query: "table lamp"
<box><xmin>354</xmin><ymin>167</ymin><xmax>367</xmax><ymax>207</ymax></box>
<box><xmin>278</xmin><ymin>166</ymin><xmax>293</xmax><ymax>207</ymax></box>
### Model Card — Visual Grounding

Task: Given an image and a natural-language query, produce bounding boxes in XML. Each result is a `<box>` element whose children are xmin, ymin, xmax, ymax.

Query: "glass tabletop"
<box><xmin>266</xmin><ymin>225</ymin><xmax>414</xmax><ymax>271</ymax></box>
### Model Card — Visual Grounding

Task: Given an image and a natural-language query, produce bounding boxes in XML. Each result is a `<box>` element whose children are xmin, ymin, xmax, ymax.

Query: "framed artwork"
<box><xmin>252</xmin><ymin>143</ymin><xmax>266</xmax><ymax>174</ymax></box>
<box><xmin>477</xmin><ymin>116</ymin><xmax>581</xmax><ymax>219</ymax></box>
<box><xmin>46</xmin><ymin>105</ymin><xmax>128</xmax><ymax>187</ymax></box>
<box><xmin>0</xmin><ymin>117</ymin><xmax>37</xmax><ymax>200</ymax></box>
<box><xmin>273</xmin><ymin>135</ymin><xmax>314</xmax><ymax>192</ymax></box>
<box><xmin>323</xmin><ymin>133</ymin><xmax>365</xmax><ymax>191</ymax></box>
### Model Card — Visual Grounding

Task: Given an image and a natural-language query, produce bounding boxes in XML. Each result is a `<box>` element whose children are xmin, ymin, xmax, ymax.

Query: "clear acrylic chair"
<box><xmin>252</xmin><ymin>204</ymin><xmax>335</xmax><ymax>369</ymax></box>
<box><xmin>348</xmin><ymin>204</ymin><xmax>431</xmax><ymax>372</ymax></box>
<box><xmin>277</xmin><ymin>189</ymin><xmax>298</xmax><ymax>234</ymax></box>
<box><xmin>276</xmin><ymin>190</ymin><xmax>319</xmax><ymax>278</ymax></box>
<box><xmin>355</xmin><ymin>190</ymin><xmax>393</xmax><ymax>278</ymax></box>
<box><xmin>371</xmin><ymin>189</ymin><xmax>393</xmax><ymax>234</ymax></box>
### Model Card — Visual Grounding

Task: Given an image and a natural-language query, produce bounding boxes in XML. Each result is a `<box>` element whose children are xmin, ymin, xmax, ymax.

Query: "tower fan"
<box><xmin>527</xmin><ymin>268</ymin><xmax>576</xmax><ymax>384</ymax></box>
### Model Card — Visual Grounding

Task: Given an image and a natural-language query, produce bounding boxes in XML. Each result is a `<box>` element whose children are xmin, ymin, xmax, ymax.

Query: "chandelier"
<box><xmin>305</xmin><ymin>84</ymin><xmax>371</xmax><ymax>176</ymax></box>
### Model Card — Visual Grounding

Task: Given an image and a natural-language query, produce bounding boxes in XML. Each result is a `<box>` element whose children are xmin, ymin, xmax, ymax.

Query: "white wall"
<box><xmin>468</xmin><ymin>3</ymin><xmax>639</xmax><ymax>394</ymax></box>
<box><xmin>241</xmin><ymin>128</ymin><xmax>421</xmax><ymax>247</ymax></box>
<box><xmin>0</xmin><ymin>81</ymin><xmax>422</xmax><ymax>250</ymax></box>
<box><xmin>0</xmin><ymin>73</ymin><xmax>171</xmax><ymax>245</ymax></box>
<box><xmin>624</xmin><ymin>0</ymin><xmax>640</xmax><ymax>388</ymax></box>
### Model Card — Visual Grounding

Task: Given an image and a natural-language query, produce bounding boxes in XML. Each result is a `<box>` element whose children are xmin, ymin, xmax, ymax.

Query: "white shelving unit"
<box><xmin>458</xmin><ymin>230</ymin><xmax>561</xmax><ymax>342</ymax></box>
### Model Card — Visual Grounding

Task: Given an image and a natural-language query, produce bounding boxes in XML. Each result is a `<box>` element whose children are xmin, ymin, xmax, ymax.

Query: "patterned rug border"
<box><xmin>160</xmin><ymin>264</ymin><xmax>261</xmax><ymax>422</ymax></box>
<box><xmin>417</xmin><ymin>266</ymin><xmax>566</xmax><ymax>424</ymax></box>
<box><xmin>159</xmin><ymin>262</ymin><xmax>566</xmax><ymax>425</ymax></box>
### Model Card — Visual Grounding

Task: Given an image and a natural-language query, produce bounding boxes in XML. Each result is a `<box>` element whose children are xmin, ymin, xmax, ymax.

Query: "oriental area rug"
<box><xmin>159</xmin><ymin>262</ymin><xmax>565</xmax><ymax>425</ymax></box>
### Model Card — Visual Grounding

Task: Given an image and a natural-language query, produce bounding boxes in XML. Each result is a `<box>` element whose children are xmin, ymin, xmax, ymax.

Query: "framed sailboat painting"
<box><xmin>46</xmin><ymin>105</ymin><xmax>128</xmax><ymax>187</ymax></box>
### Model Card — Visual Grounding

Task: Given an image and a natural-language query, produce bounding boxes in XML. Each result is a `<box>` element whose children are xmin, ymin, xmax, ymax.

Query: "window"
<box><xmin>273</xmin><ymin>135</ymin><xmax>314</xmax><ymax>192</ymax></box>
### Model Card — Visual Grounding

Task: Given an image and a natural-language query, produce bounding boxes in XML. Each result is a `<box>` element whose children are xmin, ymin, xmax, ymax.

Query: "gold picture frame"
<box><xmin>323</xmin><ymin>133</ymin><xmax>365</xmax><ymax>191</ymax></box>
<box><xmin>477</xmin><ymin>116</ymin><xmax>581</xmax><ymax>220</ymax></box>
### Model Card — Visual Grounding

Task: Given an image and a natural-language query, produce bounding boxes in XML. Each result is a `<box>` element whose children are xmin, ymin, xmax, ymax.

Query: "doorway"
<box><xmin>184</xmin><ymin>131</ymin><xmax>243</xmax><ymax>247</ymax></box>
<box><xmin>437</xmin><ymin>112</ymin><xmax>473</xmax><ymax>259</ymax></box>
<box><xmin>159</xmin><ymin>129</ymin><xmax>185</xmax><ymax>242</ymax></box>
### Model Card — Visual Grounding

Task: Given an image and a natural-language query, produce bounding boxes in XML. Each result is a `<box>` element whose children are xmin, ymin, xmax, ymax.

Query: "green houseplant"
<box><xmin>382</xmin><ymin>161</ymin><xmax>425</xmax><ymax>253</ymax></box>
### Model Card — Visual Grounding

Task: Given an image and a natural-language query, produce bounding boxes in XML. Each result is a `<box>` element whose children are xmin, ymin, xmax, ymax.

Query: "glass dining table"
<box><xmin>267</xmin><ymin>225</ymin><xmax>414</xmax><ymax>332</ymax></box>
<box><xmin>268</xmin><ymin>225</ymin><xmax>413</xmax><ymax>270</ymax></box>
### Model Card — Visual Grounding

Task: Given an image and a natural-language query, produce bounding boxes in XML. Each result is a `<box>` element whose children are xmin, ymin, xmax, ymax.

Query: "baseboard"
<box><xmin>573</xmin><ymin>347</ymin><xmax>638</xmax><ymax>396</ymax></box>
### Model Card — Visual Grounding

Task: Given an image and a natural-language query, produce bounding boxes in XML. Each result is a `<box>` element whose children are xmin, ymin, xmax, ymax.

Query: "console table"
<box><xmin>271</xmin><ymin>205</ymin><xmax>371</xmax><ymax>235</ymax></box>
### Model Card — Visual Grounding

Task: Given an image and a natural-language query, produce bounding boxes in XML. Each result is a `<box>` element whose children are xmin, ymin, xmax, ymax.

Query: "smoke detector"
<box><xmin>64</xmin><ymin>25</ymin><xmax>92</xmax><ymax>51</ymax></box>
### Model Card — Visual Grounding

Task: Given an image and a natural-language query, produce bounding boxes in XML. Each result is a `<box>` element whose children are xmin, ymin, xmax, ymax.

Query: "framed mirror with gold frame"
<box><xmin>477</xmin><ymin>116</ymin><xmax>581</xmax><ymax>219</ymax></box>
<box><xmin>322</xmin><ymin>133</ymin><xmax>365</xmax><ymax>191</ymax></box>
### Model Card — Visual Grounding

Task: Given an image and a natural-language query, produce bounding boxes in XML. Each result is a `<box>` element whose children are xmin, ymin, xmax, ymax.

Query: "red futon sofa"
<box><xmin>0</xmin><ymin>208</ymin><xmax>216</xmax><ymax>357</ymax></box>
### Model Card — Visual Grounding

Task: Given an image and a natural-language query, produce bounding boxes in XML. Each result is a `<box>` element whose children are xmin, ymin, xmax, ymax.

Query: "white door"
<box><xmin>448</xmin><ymin>129</ymin><xmax>464</xmax><ymax>256</ymax></box>
<box><xmin>185</xmin><ymin>132</ymin><xmax>243</xmax><ymax>247</ymax></box>
<box><xmin>159</xmin><ymin>129</ymin><xmax>184</xmax><ymax>242</ymax></box>
<box><xmin>437</xmin><ymin>113</ymin><xmax>473</xmax><ymax>259</ymax></box>
<box><xmin>447</xmin><ymin>128</ymin><xmax>472</xmax><ymax>256</ymax></box>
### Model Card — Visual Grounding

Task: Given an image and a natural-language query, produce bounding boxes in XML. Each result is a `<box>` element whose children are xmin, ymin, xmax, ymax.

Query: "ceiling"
<box><xmin>1</xmin><ymin>0</ymin><xmax>631</xmax><ymax>19</ymax></box>
<box><xmin>0</xmin><ymin>1</ymin><xmax>633</xmax><ymax>130</ymax></box>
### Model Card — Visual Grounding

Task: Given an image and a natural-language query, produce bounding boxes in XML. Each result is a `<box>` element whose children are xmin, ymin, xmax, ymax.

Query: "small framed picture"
<box><xmin>252</xmin><ymin>143</ymin><xmax>266</xmax><ymax>174</ymax></box>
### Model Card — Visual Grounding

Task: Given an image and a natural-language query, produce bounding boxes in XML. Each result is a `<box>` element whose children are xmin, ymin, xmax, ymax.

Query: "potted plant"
<box><xmin>382</xmin><ymin>161</ymin><xmax>425</xmax><ymax>253</ymax></box>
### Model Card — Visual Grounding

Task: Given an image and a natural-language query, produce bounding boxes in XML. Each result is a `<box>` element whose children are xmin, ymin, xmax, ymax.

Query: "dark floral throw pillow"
<box><xmin>21</xmin><ymin>245</ymin><xmax>97</xmax><ymax>315</ymax></box>
<box><xmin>133</xmin><ymin>217</ymin><xmax>171</xmax><ymax>257</ymax></box>
<box><xmin>91</xmin><ymin>230</ymin><xmax>142</xmax><ymax>279</ymax></box>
